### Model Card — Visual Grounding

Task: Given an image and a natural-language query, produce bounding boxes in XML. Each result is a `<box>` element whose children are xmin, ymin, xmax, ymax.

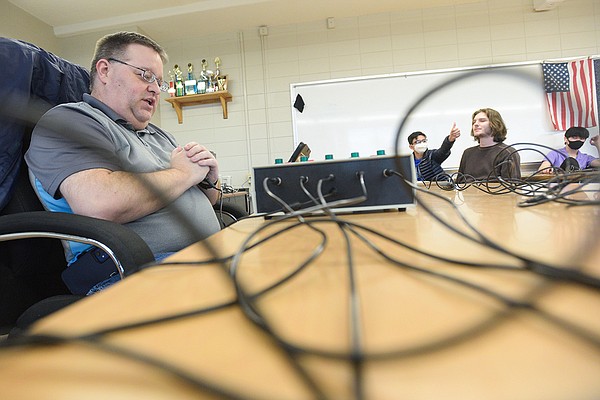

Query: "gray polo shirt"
<box><xmin>25</xmin><ymin>94</ymin><xmax>220</xmax><ymax>255</ymax></box>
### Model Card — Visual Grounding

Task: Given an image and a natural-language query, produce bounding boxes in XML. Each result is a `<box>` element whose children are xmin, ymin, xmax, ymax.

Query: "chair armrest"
<box><xmin>0</xmin><ymin>211</ymin><xmax>154</xmax><ymax>277</ymax></box>
<box><xmin>213</xmin><ymin>202</ymin><xmax>249</xmax><ymax>228</ymax></box>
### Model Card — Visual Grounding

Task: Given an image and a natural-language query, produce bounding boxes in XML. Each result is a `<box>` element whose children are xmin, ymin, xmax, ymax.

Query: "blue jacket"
<box><xmin>0</xmin><ymin>37</ymin><xmax>90</xmax><ymax>210</ymax></box>
<box><xmin>414</xmin><ymin>136</ymin><xmax>455</xmax><ymax>181</ymax></box>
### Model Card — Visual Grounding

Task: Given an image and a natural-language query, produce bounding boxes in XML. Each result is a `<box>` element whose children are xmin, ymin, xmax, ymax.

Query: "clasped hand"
<box><xmin>170</xmin><ymin>142</ymin><xmax>219</xmax><ymax>186</ymax></box>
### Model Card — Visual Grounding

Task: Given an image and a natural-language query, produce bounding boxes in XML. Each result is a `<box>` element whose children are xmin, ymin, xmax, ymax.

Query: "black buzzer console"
<box><xmin>253</xmin><ymin>155</ymin><xmax>415</xmax><ymax>215</ymax></box>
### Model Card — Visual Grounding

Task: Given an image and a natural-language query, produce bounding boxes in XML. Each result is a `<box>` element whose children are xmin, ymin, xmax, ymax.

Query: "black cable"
<box><xmin>227</xmin><ymin>217</ymin><xmax>331</xmax><ymax>399</ymax></box>
<box><xmin>6</xmin><ymin>66</ymin><xmax>600</xmax><ymax>400</ymax></box>
<box><xmin>212</xmin><ymin>218</ymin><xmax>600</xmax><ymax>361</ymax></box>
<box><xmin>415</xmin><ymin>140</ymin><xmax>599</xmax><ymax>204</ymax></box>
<box><xmin>224</xmin><ymin>175</ymin><xmax>596</xmax><ymax>368</ymax></box>
<box><xmin>5</xmin><ymin>169</ymin><xmax>600</xmax><ymax>399</ymax></box>
<box><xmin>387</xmin><ymin>168</ymin><xmax>600</xmax><ymax>286</ymax></box>
<box><xmin>229</xmin><ymin>174</ymin><xmax>372</xmax><ymax>399</ymax></box>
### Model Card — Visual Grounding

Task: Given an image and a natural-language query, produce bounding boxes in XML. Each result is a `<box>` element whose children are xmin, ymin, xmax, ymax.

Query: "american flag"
<box><xmin>542</xmin><ymin>58</ymin><xmax>597</xmax><ymax>131</ymax></box>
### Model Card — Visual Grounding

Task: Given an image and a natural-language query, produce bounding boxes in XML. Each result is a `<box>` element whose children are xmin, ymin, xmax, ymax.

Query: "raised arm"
<box><xmin>431</xmin><ymin>122</ymin><xmax>461</xmax><ymax>164</ymax></box>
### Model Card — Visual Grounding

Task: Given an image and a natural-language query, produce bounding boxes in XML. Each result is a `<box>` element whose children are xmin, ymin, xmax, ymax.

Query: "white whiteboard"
<box><xmin>291</xmin><ymin>62</ymin><xmax>600</xmax><ymax>168</ymax></box>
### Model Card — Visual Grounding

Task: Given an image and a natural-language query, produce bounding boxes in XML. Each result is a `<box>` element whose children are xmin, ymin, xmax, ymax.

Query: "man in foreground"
<box><xmin>26</xmin><ymin>31</ymin><xmax>221</xmax><ymax>293</ymax></box>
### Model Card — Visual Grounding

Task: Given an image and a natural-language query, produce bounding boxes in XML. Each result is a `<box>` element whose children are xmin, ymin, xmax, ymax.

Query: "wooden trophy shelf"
<box><xmin>164</xmin><ymin>91</ymin><xmax>232</xmax><ymax>123</ymax></box>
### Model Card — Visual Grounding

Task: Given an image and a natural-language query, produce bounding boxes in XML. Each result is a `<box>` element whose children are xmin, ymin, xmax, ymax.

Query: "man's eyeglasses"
<box><xmin>412</xmin><ymin>139</ymin><xmax>427</xmax><ymax>145</ymax></box>
<box><xmin>108</xmin><ymin>58</ymin><xmax>169</xmax><ymax>92</ymax></box>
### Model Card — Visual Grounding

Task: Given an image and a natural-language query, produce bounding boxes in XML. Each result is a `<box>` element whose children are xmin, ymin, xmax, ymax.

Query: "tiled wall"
<box><xmin>159</xmin><ymin>0</ymin><xmax>600</xmax><ymax>188</ymax></box>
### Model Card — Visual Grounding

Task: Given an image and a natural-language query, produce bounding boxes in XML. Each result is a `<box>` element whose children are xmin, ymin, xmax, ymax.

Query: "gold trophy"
<box><xmin>214</xmin><ymin>57</ymin><xmax>227</xmax><ymax>91</ymax></box>
<box><xmin>173</xmin><ymin>64</ymin><xmax>184</xmax><ymax>96</ymax></box>
<box><xmin>185</xmin><ymin>63</ymin><xmax>197</xmax><ymax>95</ymax></box>
<box><xmin>167</xmin><ymin>70</ymin><xmax>176</xmax><ymax>97</ymax></box>
<box><xmin>199</xmin><ymin>58</ymin><xmax>213</xmax><ymax>93</ymax></box>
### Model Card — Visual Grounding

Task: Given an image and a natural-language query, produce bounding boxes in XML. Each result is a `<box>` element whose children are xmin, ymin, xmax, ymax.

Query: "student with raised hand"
<box><xmin>25</xmin><ymin>31</ymin><xmax>222</xmax><ymax>294</ymax></box>
<box><xmin>458</xmin><ymin>108</ymin><xmax>521</xmax><ymax>180</ymax></box>
<box><xmin>408</xmin><ymin>122</ymin><xmax>461</xmax><ymax>181</ymax></box>
<box><xmin>537</xmin><ymin>126</ymin><xmax>600</xmax><ymax>173</ymax></box>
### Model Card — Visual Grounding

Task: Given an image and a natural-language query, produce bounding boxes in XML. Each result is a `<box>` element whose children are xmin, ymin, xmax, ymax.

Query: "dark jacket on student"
<box><xmin>414</xmin><ymin>136</ymin><xmax>455</xmax><ymax>181</ymax></box>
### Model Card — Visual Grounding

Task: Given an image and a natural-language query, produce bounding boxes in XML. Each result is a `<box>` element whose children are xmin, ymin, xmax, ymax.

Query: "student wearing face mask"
<box><xmin>408</xmin><ymin>122</ymin><xmax>461</xmax><ymax>181</ymax></box>
<box><xmin>538</xmin><ymin>126</ymin><xmax>600</xmax><ymax>173</ymax></box>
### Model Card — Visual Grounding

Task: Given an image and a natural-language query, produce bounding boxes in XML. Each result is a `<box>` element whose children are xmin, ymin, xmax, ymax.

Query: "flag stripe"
<box><xmin>572</xmin><ymin>61</ymin><xmax>581</xmax><ymax>126</ymax></box>
<box><xmin>552</xmin><ymin>92</ymin><xmax>558</xmax><ymax>128</ymax></box>
<box><xmin>585</xmin><ymin>59</ymin><xmax>597</xmax><ymax>126</ymax></box>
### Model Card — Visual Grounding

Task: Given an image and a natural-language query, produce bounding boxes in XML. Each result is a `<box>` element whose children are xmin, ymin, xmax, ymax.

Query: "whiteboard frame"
<box><xmin>290</xmin><ymin>58</ymin><xmax>600</xmax><ymax>169</ymax></box>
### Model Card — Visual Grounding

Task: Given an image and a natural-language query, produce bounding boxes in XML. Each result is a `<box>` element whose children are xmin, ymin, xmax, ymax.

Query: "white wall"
<box><xmin>0</xmin><ymin>0</ymin><xmax>59</xmax><ymax>52</ymax></box>
<box><xmin>4</xmin><ymin>0</ymin><xmax>599</xmax><ymax>188</ymax></box>
<box><xmin>158</xmin><ymin>0</ymin><xmax>600</xmax><ymax>188</ymax></box>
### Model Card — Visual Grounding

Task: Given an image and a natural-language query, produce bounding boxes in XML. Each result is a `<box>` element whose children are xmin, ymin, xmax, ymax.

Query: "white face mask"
<box><xmin>414</xmin><ymin>143</ymin><xmax>428</xmax><ymax>154</ymax></box>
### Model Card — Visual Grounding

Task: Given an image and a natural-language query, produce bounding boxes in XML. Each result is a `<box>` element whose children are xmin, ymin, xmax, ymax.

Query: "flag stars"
<box><xmin>543</xmin><ymin>63</ymin><xmax>570</xmax><ymax>93</ymax></box>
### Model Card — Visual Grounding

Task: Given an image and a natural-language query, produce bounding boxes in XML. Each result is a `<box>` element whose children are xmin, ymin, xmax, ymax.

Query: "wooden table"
<box><xmin>1</xmin><ymin>185</ymin><xmax>599</xmax><ymax>399</ymax></box>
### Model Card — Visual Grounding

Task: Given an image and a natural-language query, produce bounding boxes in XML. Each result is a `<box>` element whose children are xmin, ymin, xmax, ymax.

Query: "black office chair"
<box><xmin>214</xmin><ymin>201</ymin><xmax>249</xmax><ymax>229</ymax></box>
<box><xmin>0</xmin><ymin>37</ymin><xmax>155</xmax><ymax>335</ymax></box>
<box><xmin>0</xmin><ymin>38</ymin><xmax>251</xmax><ymax>335</ymax></box>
